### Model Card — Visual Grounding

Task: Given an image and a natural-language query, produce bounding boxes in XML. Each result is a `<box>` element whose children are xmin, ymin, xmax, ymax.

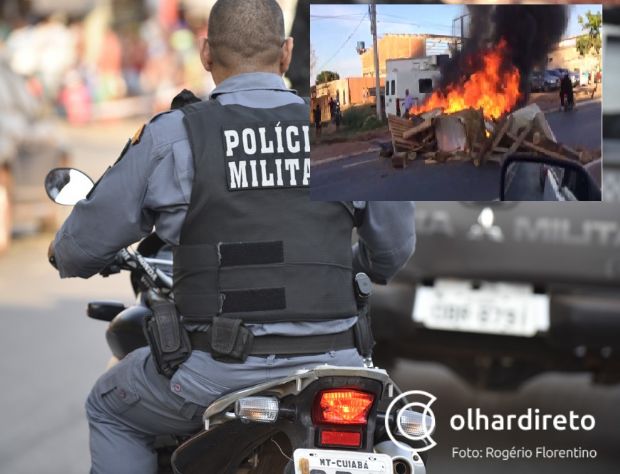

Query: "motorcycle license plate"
<box><xmin>413</xmin><ymin>280</ymin><xmax>549</xmax><ymax>337</ymax></box>
<box><xmin>293</xmin><ymin>449</ymin><xmax>392</xmax><ymax>474</ymax></box>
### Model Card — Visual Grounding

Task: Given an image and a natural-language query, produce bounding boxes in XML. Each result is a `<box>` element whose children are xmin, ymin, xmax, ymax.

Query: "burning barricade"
<box><xmin>386</xmin><ymin>40</ymin><xmax>595</xmax><ymax>169</ymax></box>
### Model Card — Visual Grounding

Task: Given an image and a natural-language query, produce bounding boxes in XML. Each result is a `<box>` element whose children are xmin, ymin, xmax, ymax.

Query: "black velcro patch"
<box><xmin>219</xmin><ymin>241</ymin><xmax>284</xmax><ymax>267</ymax></box>
<box><xmin>221</xmin><ymin>288</ymin><xmax>286</xmax><ymax>313</ymax></box>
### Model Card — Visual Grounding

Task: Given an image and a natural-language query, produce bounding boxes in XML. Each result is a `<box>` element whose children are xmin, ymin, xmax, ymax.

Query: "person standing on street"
<box><xmin>560</xmin><ymin>72</ymin><xmax>574</xmax><ymax>111</ymax></box>
<box><xmin>402</xmin><ymin>88</ymin><xmax>414</xmax><ymax>118</ymax></box>
<box><xmin>47</xmin><ymin>1</ymin><xmax>416</xmax><ymax>472</ymax></box>
<box><xmin>313</xmin><ymin>102</ymin><xmax>322</xmax><ymax>137</ymax></box>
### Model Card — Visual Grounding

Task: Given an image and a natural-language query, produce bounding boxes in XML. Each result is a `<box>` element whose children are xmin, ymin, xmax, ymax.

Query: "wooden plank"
<box><xmin>402</xmin><ymin>119</ymin><xmax>433</xmax><ymax>139</ymax></box>
<box><xmin>421</xmin><ymin>132</ymin><xmax>436</xmax><ymax>144</ymax></box>
<box><xmin>511</xmin><ymin>135</ymin><xmax>571</xmax><ymax>161</ymax></box>
<box><xmin>388</xmin><ymin>115</ymin><xmax>414</xmax><ymax>128</ymax></box>
<box><xmin>506</xmin><ymin>123</ymin><xmax>533</xmax><ymax>155</ymax></box>
<box><xmin>421</xmin><ymin>108</ymin><xmax>443</xmax><ymax>120</ymax></box>
<box><xmin>393</xmin><ymin>137</ymin><xmax>419</xmax><ymax>146</ymax></box>
<box><xmin>489</xmin><ymin>116</ymin><xmax>513</xmax><ymax>151</ymax></box>
<box><xmin>558</xmin><ymin>143</ymin><xmax>582</xmax><ymax>161</ymax></box>
<box><xmin>392</xmin><ymin>152</ymin><xmax>408</xmax><ymax>168</ymax></box>
<box><xmin>387</xmin><ymin>114</ymin><xmax>406</xmax><ymax>154</ymax></box>
<box><xmin>388</xmin><ymin>119</ymin><xmax>412</xmax><ymax>127</ymax></box>
<box><xmin>480</xmin><ymin>115</ymin><xmax>513</xmax><ymax>162</ymax></box>
<box><xmin>391</xmin><ymin>128</ymin><xmax>413</xmax><ymax>135</ymax></box>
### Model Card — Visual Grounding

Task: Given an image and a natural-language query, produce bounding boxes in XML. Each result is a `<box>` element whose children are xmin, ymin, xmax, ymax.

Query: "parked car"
<box><xmin>548</xmin><ymin>68</ymin><xmax>580</xmax><ymax>87</ymax></box>
<box><xmin>371</xmin><ymin>201</ymin><xmax>620</xmax><ymax>390</ymax></box>
<box><xmin>0</xmin><ymin>60</ymin><xmax>68</xmax><ymax>253</ymax></box>
<box><xmin>529</xmin><ymin>70</ymin><xmax>560</xmax><ymax>92</ymax></box>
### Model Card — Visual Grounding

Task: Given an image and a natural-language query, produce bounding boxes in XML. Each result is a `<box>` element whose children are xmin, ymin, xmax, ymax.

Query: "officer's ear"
<box><xmin>200</xmin><ymin>37</ymin><xmax>213</xmax><ymax>72</ymax></box>
<box><xmin>279</xmin><ymin>37</ymin><xmax>294</xmax><ymax>75</ymax></box>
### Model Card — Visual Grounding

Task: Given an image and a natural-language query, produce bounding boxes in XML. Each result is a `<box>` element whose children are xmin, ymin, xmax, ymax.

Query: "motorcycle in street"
<box><xmin>44</xmin><ymin>167</ymin><xmax>432</xmax><ymax>474</ymax></box>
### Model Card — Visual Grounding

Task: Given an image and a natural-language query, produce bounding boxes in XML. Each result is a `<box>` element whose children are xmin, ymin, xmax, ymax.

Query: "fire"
<box><xmin>411</xmin><ymin>40</ymin><xmax>521</xmax><ymax>120</ymax></box>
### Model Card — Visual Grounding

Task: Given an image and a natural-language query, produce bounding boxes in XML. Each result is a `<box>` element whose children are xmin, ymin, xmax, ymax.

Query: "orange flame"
<box><xmin>411</xmin><ymin>40</ymin><xmax>521</xmax><ymax>120</ymax></box>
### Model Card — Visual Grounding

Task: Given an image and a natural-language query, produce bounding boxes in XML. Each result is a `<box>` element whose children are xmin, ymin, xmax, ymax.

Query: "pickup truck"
<box><xmin>371</xmin><ymin>201</ymin><xmax>620</xmax><ymax>389</ymax></box>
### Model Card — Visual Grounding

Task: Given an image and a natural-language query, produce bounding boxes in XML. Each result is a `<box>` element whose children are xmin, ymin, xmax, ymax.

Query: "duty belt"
<box><xmin>189</xmin><ymin>326</ymin><xmax>356</xmax><ymax>358</ymax></box>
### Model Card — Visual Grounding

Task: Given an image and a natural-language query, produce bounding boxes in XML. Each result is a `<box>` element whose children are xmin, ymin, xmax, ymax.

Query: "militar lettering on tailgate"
<box><xmin>515</xmin><ymin>218</ymin><xmax>620</xmax><ymax>246</ymax></box>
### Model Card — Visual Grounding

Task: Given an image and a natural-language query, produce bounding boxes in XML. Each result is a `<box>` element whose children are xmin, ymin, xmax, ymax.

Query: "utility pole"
<box><xmin>369</xmin><ymin>1</ymin><xmax>381</xmax><ymax>120</ymax></box>
<box><xmin>452</xmin><ymin>13</ymin><xmax>470</xmax><ymax>52</ymax></box>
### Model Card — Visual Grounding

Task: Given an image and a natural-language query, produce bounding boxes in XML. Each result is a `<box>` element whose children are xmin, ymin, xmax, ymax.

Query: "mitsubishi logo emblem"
<box><xmin>467</xmin><ymin>207</ymin><xmax>504</xmax><ymax>242</ymax></box>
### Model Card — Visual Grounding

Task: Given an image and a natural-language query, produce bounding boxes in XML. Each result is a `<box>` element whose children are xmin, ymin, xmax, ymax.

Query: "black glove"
<box><xmin>99</xmin><ymin>251</ymin><xmax>123</xmax><ymax>277</ymax></box>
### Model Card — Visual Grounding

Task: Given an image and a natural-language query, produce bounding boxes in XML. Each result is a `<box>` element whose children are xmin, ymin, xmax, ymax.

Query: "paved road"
<box><xmin>1</xmin><ymin>118</ymin><xmax>618</xmax><ymax>473</ymax></box>
<box><xmin>1</xmin><ymin>233</ymin><xmax>619</xmax><ymax>474</ymax></box>
<box><xmin>0</xmin><ymin>234</ymin><xmax>132</xmax><ymax>474</ymax></box>
<box><xmin>0</xmin><ymin>118</ymin><xmax>143</xmax><ymax>474</ymax></box>
<box><xmin>546</xmin><ymin>100</ymin><xmax>602</xmax><ymax>151</ymax></box>
<box><xmin>311</xmin><ymin>155</ymin><xmax>503</xmax><ymax>201</ymax></box>
<box><xmin>311</xmin><ymin>101</ymin><xmax>602</xmax><ymax>201</ymax></box>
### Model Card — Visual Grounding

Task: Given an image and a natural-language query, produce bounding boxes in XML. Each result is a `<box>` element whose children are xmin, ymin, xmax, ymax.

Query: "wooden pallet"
<box><xmin>387</xmin><ymin>114</ymin><xmax>423</xmax><ymax>152</ymax></box>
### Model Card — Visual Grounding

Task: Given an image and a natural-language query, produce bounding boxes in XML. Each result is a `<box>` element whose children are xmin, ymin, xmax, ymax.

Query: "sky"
<box><xmin>310</xmin><ymin>4</ymin><xmax>602</xmax><ymax>84</ymax></box>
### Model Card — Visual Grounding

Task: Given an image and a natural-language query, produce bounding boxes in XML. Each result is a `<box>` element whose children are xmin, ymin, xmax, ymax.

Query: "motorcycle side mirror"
<box><xmin>44</xmin><ymin>168</ymin><xmax>95</xmax><ymax>205</ymax></box>
<box><xmin>500</xmin><ymin>153</ymin><xmax>601</xmax><ymax>201</ymax></box>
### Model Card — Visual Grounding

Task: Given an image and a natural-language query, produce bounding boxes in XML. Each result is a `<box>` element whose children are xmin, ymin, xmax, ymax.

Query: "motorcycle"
<box><xmin>45</xmin><ymin>167</ymin><xmax>432</xmax><ymax>474</ymax></box>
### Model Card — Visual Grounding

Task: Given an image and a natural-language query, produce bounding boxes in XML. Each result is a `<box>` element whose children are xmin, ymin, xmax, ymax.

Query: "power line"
<box><xmin>310</xmin><ymin>14</ymin><xmax>366</xmax><ymax>20</ymax></box>
<box><xmin>316</xmin><ymin>12</ymin><xmax>368</xmax><ymax>72</ymax></box>
<box><xmin>377</xmin><ymin>19</ymin><xmax>453</xmax><ymax>30</ymax></box>
<box><xmin>311</xmin><ymin>14</ymin><xmax>452</xmax><ymax>31</ymax></box>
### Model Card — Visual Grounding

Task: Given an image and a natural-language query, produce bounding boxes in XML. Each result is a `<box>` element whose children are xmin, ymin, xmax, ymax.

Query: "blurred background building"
<box><xmin>0</xmin><ymin>0</ymin><xmax>217</xmax><ymax>123</ymax></box>
<box><xmin>0</xmin><ymin>0</ymin><xmax>301</xmax><ymax>252</ymax></box>
<box><xmin>359</xmin><ymin>33</ymin><xmax>452</xmax><ymax>77</ymax></box>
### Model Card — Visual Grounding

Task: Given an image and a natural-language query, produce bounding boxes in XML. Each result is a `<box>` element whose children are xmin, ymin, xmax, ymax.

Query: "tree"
<box><xmin>576</xmin><ymin>11</ymin><xmax>602</xmax><ymax>56</ymax></box>
<box><xmin>316</xmin><ymin>71</ymin><xmax>340</xmax><ymax>85</ymax></box>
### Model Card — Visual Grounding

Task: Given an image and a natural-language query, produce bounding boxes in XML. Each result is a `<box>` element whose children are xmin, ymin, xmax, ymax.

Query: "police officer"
<box><xmin>49</xmin><ymin>1</ymin><xmax>416</xmax><ymax>472</ymax></box>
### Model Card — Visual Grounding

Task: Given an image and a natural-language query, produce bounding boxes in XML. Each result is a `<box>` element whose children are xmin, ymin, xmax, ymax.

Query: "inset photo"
<box><xmin>310</xmin><ymin>3</ymin><xmax>602</xmax><ymax>201</ymax></box>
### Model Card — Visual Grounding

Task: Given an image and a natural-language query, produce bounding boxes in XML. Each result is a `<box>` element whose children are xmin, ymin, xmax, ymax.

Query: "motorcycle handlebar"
<box><xmin>99</xmin><ymin>248</ymin><xmax>172</xmax><ymax>291</ymax></box>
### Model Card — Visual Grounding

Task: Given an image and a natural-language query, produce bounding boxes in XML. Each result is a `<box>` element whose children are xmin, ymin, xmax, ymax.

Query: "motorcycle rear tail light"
<box><xmin>319</xmin><ymin>429</ymin><xmax>362</xmax><ymax>448</ymax></box>
<box><xmin>399</xmin><ymin>409</ymin><xmax>435</xmax><ymax>438</ymax></box>
<box><xmin>235</xmin><ymin>397</ymin><xmax>279</xmax><ymax>423</ymax></box>
<box><xmin>313</xmin><ymin>389</ymin><xmax>375</xmax><ymax>425</ymax></box>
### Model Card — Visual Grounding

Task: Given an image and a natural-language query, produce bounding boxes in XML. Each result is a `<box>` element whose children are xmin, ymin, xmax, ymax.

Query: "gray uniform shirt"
<box><xmin>54</xmin><ymin>72</ymin><xmax>416</xmax><ymax>337</ymax></box>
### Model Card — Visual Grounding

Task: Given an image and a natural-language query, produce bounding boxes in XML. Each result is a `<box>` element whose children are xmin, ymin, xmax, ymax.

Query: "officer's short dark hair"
<box><xmin>208</xmin><ymin>0</ymin><xmax>285</xmax><ymax>69</ymax></box>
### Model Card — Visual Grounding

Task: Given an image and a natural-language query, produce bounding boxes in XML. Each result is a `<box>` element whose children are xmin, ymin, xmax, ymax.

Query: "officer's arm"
<box><xmin>53</xmin><ymin>127</ymin><xmax>156</xmax><ymax>278</ymax></box>
<box><xmin>353</xmin><ymin>201</ymin><xmax>416</xmax><ymax>284</ymax></box>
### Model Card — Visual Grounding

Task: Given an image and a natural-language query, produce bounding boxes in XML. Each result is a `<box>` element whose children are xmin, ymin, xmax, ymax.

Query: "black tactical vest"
<box><xmin>173</xmin><ymin>100</ymin><xmax>358</xmax><ymax>324</ymax></box>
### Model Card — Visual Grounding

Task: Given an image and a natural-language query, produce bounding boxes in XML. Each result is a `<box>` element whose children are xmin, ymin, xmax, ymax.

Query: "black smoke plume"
<box><xmin>440</xmin><ymin>5</ymin><xmax>569</xmax><ymax>104</ymax></box>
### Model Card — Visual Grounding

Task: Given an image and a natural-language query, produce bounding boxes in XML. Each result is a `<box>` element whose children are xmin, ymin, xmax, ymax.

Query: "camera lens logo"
<box><xmin>384</xmin><ymin>390</ymin><xmax>437</xmax><ymax>453</ymax></box>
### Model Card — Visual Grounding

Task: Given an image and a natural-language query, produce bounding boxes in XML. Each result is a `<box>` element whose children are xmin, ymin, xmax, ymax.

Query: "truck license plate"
<box><xmin>413</xmin><ymin>280</ymin><xmax>549</xmax><ymax>337</ymax></box>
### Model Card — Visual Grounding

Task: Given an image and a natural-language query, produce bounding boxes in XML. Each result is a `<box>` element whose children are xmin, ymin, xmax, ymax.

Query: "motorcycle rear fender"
<box><xmin>173</xmin><ymin>371</ymin><xmax>392</xmax><ymax>474</ymax></box>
